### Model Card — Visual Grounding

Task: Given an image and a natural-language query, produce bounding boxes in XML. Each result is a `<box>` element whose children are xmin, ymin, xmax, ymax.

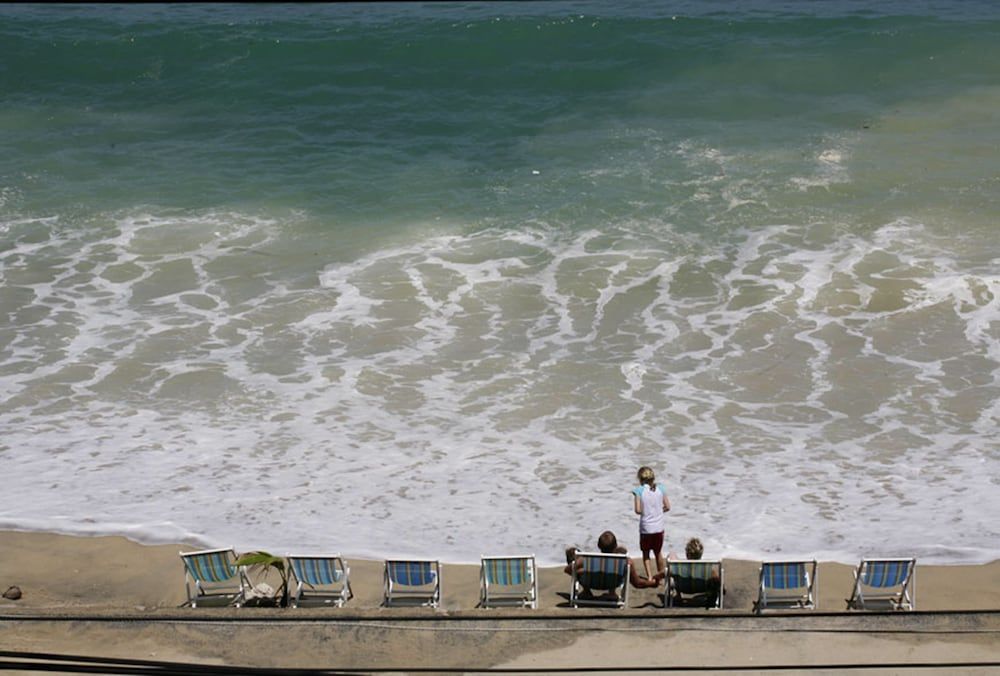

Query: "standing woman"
<box><xmin>632</xmin><ymin>466</ymin><xmax>671</xmax><ymax>579</ymax></box>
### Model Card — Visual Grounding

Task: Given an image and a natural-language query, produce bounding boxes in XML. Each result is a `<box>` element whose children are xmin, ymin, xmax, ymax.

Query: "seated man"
<box><xmin>564</xmin><ymin>530</ymin><xmax>664</xmax><ymax>595</ymax></box>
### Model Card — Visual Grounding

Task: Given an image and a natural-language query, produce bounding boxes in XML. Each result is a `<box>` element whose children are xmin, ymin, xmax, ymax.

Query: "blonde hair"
<box><xmin>637</xmin><ymin>466</ymin><xmax>655</xmax><ymax>487</ymax></box>
<box><xmin>685</xmin><ymin>538</ymin><xmax>704</xmax><ymax>560</ymax></box>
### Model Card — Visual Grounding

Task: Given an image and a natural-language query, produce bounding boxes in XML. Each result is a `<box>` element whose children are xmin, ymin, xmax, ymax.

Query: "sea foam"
<box><xmin>1</xmin><ymin>210</ymin><xmax>996</xmax><ymax>565</ymax></box>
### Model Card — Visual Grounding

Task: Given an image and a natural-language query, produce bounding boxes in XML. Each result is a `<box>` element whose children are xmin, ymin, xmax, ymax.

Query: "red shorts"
<box><xmin>640</xmin><ymin>531</ymin><xmax>664</xmax><ymax>557</ymax></box>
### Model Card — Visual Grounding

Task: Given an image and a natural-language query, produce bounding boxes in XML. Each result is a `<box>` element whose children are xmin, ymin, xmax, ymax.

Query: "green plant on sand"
<box><xmin>235</xmin><ymin>551</ymin><xmax>289</xmax><ymax>607</ymax></box>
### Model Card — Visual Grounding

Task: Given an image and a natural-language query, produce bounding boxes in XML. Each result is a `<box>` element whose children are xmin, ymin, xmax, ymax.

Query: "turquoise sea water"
<box><xmin>1</xmin><ymin>2</ymin><xmax>998</xmax><ymax>564</ymax></box>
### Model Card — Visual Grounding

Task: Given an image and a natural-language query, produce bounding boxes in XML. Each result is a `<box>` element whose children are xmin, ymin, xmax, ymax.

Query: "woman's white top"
<box><xmin>634</xmin><ymin>483</ymin><xmax>667</xmax><ymax>534</ymax></box>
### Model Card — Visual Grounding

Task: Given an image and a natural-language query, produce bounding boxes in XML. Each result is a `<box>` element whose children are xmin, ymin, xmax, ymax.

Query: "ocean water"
<box><xmin>1</xmin><ymin>2</ymin><xmax>998</xmax><ymax>565</ymax></box>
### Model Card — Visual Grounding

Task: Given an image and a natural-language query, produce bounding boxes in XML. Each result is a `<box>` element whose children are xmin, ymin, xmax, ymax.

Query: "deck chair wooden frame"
<box><xmin>479</xmin><ymin>554</ymin><xmax>538</xmax><ymax>609</ymax></box>
<box><xmin>383</xmin><ymin>559</ymin><xmax>441</xmax><ymax>608</ymax></box>
<box><xmin>570</xmin><ymin>552</ymin><xmax>630</xmax><ymax>609</ymax></box>
<box><xmin>753</xmin><ymin>560</ymin><xmax>817</xmax><ymax>614</ymax></box>
<box><xmin>287</xmin><ymin>554</ymin><xmax>353</xmax><ymax>608</ymax></box>
<box><xmin>179</xmin><ymin>547</ymin><xmax>248</xmax><ymax>608</ymax></box>
<box><xmin>846</xmin><ymin>558</ymin><xmax>916</xmax><ymax>611</ymax></box>
<box><xmin>665</xmin><ymin>559</ymin><xmax>724</xmax><ymax>609</ymax></box>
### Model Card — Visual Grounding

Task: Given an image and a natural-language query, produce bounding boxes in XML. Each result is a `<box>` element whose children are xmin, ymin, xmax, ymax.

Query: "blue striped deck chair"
<box><xmin>666</xmin><ymin>559</ymin><xmax>724</xmax><ymax>609</ymax></box>
<box><xmin>753</xmin><ymin>560</ymin><xmax>817</xmax><ymax>614</ymax></box>
<box><xmin>570</xmin><ymin>552</ymin><xmax>630</xmax><ymax>608</ymax></box>
<box><xmin>179</xmin><ymin>547</ymin><xmax>248</xmax><ymax>608</ymax></box>
<box><xmin>383</xmin><ymin>559</ymin><xmax>441</xmax><ymax>608</ymax></box>
<box><xmin>479</xmin><ymin>555</ymin><xmax>538</xmax><ymax>609</ymax></box>
<box><xmin>287</xmin><ymin>554</ymin><xmax>353</xmax><ymax>608</ymax></box>
<box><xmin>847</xmin><ymin>558</ymin><xmax>916</xmax><ymax>611</ymax></box>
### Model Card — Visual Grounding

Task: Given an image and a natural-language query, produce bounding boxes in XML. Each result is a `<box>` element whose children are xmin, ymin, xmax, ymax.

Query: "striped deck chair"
<box><xmin>479</xmin><ymin>555</ymin><xmax>538</xmax><ymax>609</ymax></box>
<box><xmin>666</xmin><ymin>559</ymin><xmax>724</xmax><ymax>609</ymax></box>
<box><xmin>179</xmin><ymin>547</ymin><xmax>248</xmax><ymax>608</ymax></box>
<box><xmin>570</xmin><ymin>552</ymin><xmax>630</xmax><ymax>608</ymax></box>
<box><xmin>753</xmin><ymin>560</ymin><xmax>817</xmax><ymax>614</ymax></box>
<box><xmin>846</xmin><ymin>558</ymin><xmax>916</xmax><ymax>611</ymax></box>
<box><xmin>383</xmin><ymin>559</ymin><xmax>441</xmax><ymax>608</ymax></box>
<box><xmin>287</xmin><ymin>554</ymin><xmax>353</xmax><ymax>608</ymax></box>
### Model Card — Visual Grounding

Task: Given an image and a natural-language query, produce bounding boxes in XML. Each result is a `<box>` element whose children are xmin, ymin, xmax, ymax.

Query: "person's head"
<box><xmin>685</xmin><ymin>538</ymin><xmax>704</xmax><ymax>560</ymax></box>
<box><xmin>597</xmin><ymin>530</ymin><xmax>618</xmax><ymax>553</ymax></box>
<box><xmin>637</xmin><ymin>466</ymin><xmax>655</xmax><ymax>487</ymax></box>
<box><xmin>565</xmin><ymin>546</ymin><xmax>578</xmax><ymax>565</ymax></box>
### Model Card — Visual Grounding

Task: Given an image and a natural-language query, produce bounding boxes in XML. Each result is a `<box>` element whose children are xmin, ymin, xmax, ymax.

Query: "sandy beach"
<box><xmin>1</xmin><ymin>531</ymin><xmax>998</xmax><ymax>674</ymax></box>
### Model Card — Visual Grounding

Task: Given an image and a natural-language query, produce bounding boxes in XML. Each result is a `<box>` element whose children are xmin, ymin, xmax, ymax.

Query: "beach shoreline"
<box><xmin>2</xmin><ymin>530</ymin><xmax>998</xmax><ymax>613</ymax></box>
<box><xmin>1</xmin><ymin>530</ymin><xmax>998</xmax><ymax>671</ymax></box>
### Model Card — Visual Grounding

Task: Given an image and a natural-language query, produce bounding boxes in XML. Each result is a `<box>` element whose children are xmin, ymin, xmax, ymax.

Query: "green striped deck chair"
<box><xmin>666</xmin><ymin>559</ymin><xmax>724</xmax><ymax>609</ymax></box>
<box><xmin>179</xmin><ymin>547</ymin><xmax>247</xmax><ymax>608</ymax></box>
<box><xmin>847</xmin><ymin>558</ymin><xmax>916</xmax><ymax>611</ymax></box>
<box><xmin>570</xmin><ymin>552</ymin><xmax>629</xmax><ymax>608</ymax></box>
<box><xmin>383</xmin><ymin>559</ymin><xmax>441</xmax><ymax>608</ymax></box>
<box><xmin>479</xmin><ymin>555</ymin><xmax>538</xmax><ymax>609</ymax></box>
<box><xmin>287</xmin><ymin>554</ymin><xmax>353</xmax><ymax>608</ymax></box>
<box><xmin>753</xmin><ymin>560</ymin><xmax>817</xmax><ymax>614</ymax></box>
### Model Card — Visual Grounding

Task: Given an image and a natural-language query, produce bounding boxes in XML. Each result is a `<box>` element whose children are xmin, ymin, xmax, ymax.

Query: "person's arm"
<box><xmin>628</xmin><ymin>559</ymin><xmax>661</xmax><ymax>589</ymax></box>
<box><xmin>633</xmin><ymin>492</ymin><xmax>643</xmax><ymax>515</ymax></box>
<box><xmin>564</xmin><ymin>556</ymin><xmax>583</xmax><ymax>577</ymax></box>
<box><xmin>660</xmin><ymin>484</ymin><xmax>671</xmax><ymax>512</ymax></box>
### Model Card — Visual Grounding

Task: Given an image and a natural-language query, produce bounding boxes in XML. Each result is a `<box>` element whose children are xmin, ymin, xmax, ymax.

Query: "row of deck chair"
<box><xmin>569</xmin><ymin>555</ymin><xmax>915</xmax><ymax>612</ymax></box>
<box><xmin>179</xmin><ymin>549</ymin><xmax>355</xmax><ymax>608</ymax></box>
<box><xmin>752</xmin><ymin>558</ymin><xmax>916</xmax><ymax>613</ymax></box>
<box><xmin>568</xmin><ymin>553</ymin><xmax>722</xmax><ymax>609</ymax></box>
<box><xmin>179</xmin><ymin>549</ymin><xmax>915</xmax><ymax>612</ymax></box>
<box><xmin>180</xmin><ymin>550</ymin><xmax>537</xmax><ymax>609</ymax></box>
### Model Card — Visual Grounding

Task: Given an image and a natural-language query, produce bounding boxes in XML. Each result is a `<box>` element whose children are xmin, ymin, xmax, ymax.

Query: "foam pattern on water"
<box><xmin>0</xmin><ymin>210</ymin><xmax>997</xmax><ymax>564</ymax></box>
